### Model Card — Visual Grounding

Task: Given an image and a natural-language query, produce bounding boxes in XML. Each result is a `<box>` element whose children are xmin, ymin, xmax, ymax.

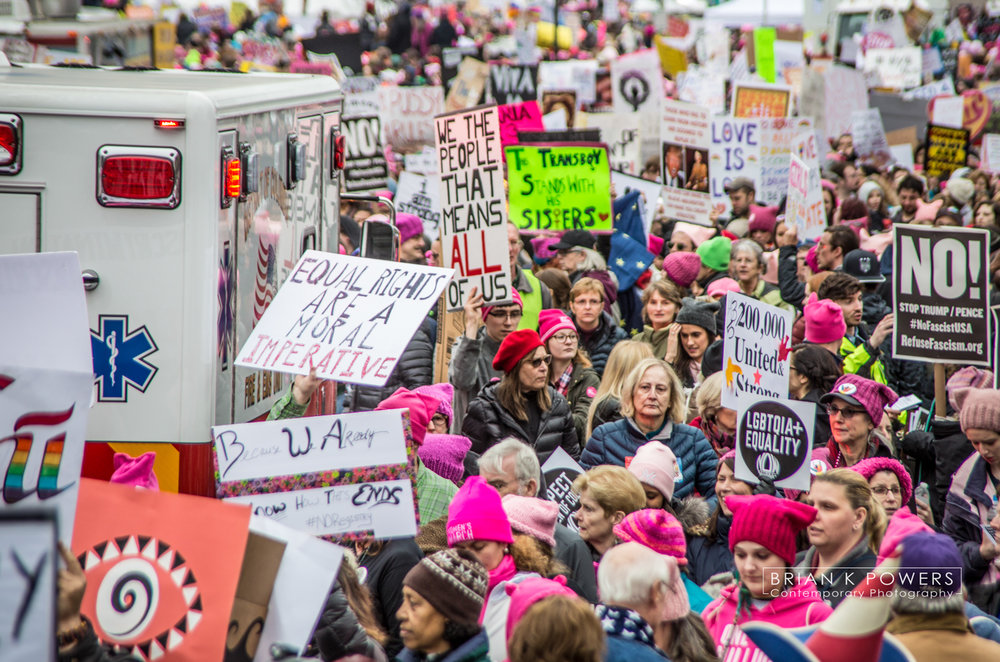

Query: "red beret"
<box><xmin>492</xmin><ymin>329</ymin><xmax>544</xmax><ymax>373</ymax></box>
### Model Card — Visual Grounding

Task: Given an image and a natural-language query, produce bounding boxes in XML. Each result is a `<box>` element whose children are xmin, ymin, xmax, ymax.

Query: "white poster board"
<box><xmin>0</xmin><ymin>513</ymin><xmax>58</xmax><ymax>662</ymax></box>
<box><xmin>234</xmin><ymin>251</ymin><xmax>452</xmax><ymax>385</ymax></box>
<box><xmin>585</xmin><ymin>112</ymin><xmax>642</xmax><ymax>175</ymax></box>
<box><xmin>395</xmin><ymin>171</ymin><xmax>442</xmax><ymax>240</ymax></box>
<box><xmin>709</xmin><ymin>117</ymin><xmax>761</xmax><ymax>215</ymax></box>
<box><xmin>863</xmin><ymin>47</ymin><xmax>921</xmax><ymax>90</ymax></box>
<box><xmin>851</xmin><ymin>108</ymin><xmax>894</xmax><ymax>168</ymax></box>
<box><xmin>435</xmin><ymin>105</ymin><xmax>513</xmax><ymax>311</ymax></box>
<box><xmin>721</xmin><ymin>292</ymin><xmax>794</xmax><ymax>409</ymax></box>
<box><xmin>786</xmin><ymin>153</ymin><xmax>826</xmax><ymax>242</ymax></box>
<box><xmin>611</xmin><ymin>49</ymin><xmax>664</xmax><ymax>115</ymax></box>
<box><xmin>378</xmin><ymin>86</ymin><xmax>445</xmax><ymax>153</ymax></box>
<box><xmin>661</xmin><ymin>99</ymin><xmax>712</xmax><ymax>223</ymax></box>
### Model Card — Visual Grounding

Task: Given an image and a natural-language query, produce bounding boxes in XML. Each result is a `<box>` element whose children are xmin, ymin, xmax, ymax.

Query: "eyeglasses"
<box><xmin>528</xmin><ymin>355</ymin><xmax>552</xmax><ymax>368</ymax></box>
<box><xmin>871</xmin><ymin>486</ymin><xmax>901</xmax><ymax>496</ymax></box>
<box><xmin>430</xmin><ymin>414</ymin><xmax>448</xmax><ymax>427</ymax></box>
<box><xmin>826</xmin><ymin>405</ymin><xmax>867</xmax><ymax>419</ymax></box>
<box><xmin>551</xmin><ymin>333</ymin><xmax>578</xmax><ymax>343</ymax></box>
<box><xmin>488</xmin><ymin>310</ymin><xmax>523</xmax><ymax>321</ymax></box>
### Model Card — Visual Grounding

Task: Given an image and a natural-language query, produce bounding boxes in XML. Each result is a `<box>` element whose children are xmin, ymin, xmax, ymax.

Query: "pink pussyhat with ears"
<box><xmin>110</xmin><ymin>452</ymin><xmax>159</xmax><ymax>490</ymax></box>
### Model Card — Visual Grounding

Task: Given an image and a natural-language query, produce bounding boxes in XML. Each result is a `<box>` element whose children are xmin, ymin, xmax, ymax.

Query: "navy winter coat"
<box><xmin>581</xmin><ymin>417</ymin><xmax>717</xmax><ymax>503</ymax></box>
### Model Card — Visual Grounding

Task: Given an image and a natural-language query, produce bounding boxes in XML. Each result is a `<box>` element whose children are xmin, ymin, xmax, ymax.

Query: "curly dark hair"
<box><xmin>791</xmin><ymin>344</ymin><xmax>843</xmax><ymax>394</ymax></box>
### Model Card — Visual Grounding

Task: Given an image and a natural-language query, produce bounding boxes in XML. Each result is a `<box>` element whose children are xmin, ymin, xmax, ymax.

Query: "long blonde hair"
<box><xmin>585</xmin><ymin>340</ymin><xmax>654</xmax><ymax>437</ymax></box>
<box><xmin>812</xmin><ymin>469</ymin><xmax>887</xmax><ymax>555</ymax></box>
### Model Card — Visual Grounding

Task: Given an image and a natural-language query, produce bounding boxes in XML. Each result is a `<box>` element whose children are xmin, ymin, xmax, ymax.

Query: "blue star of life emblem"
<box><xmin>90</xmin><ymin>315</ymin><xmax>158</xmax><ymax>402</ymax></box>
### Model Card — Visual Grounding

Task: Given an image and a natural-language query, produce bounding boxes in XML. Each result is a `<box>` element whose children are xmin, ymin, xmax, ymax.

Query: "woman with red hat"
<box><xmin>702</xmin><ymin>495</ymin><xmax>833</xmax><ymax>662</ymax></box>
<box><xmin>462</xmin><ymin>329</ymin><xmax>579</xmax><ymax>465</ymax></box>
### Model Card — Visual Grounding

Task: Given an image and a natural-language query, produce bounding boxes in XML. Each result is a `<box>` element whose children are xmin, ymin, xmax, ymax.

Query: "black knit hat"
<box><xmin>675</xmin><ymin>297</ymin><xmax>720</xmax><ymax>336</ymax></box>
<box><xmin>402</xmin><ymin>549</ymin><xmax>488</xmax><ymax>625</ymax></box>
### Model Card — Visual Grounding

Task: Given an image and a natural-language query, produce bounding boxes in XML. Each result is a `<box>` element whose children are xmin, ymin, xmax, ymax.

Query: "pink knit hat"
<box><xmin>504</xmin><ymin>576</ymin><xmax>579</xmax><ymax>642</ymax></box>
<box><xmin>415</xmin><ymin>382</ymin><xmax>454</xmax><ymax>427</ymax></box>
<box><xmin>396</xmin><ymin>212</ymin><xmax>424</xmax><ymax>243</ymax></box>
<box><xmin>501</xmin><ymin>494</ymin><xmax>558</xmax><ymax>547</ymax></box>
<box><xmin>537</xmin><ymin>309</ymin><xmax>576</xmax><ymax>344</ymax></box>
<box><xmin>821</xmin><ymin>375</ymin><xmax>898</xmax><ymax>426</ymax></box>
<box><xmin>805</xmin><ymin>243</ymin><xmax>820</xmax><ymax>274</ymax></box>
<box><xmin>447</xmin><ymin>476</ymin><xmax>514</xmax><ymax>546</ymax></box>
<box><xmin>530</xmin><ymin>236</ymin><xmax>560</xmax><ymax>263</ymax></box>
<box><xmin>109</xmin><ymin>452</ymin><xmax>159</xmax><ymax>490</ymax></box>
<box><xmin>748</xmin><ymin>205</ymin><xmax>778</xmax><ymax>233</ymax></box>
<box><xmin>727</xmin><ymin>494</ymin><xmax>818</xmax><ymax>565</ymax></box>
<box><xmin>706</xmin><ymin>277</ymin><xmax>741</xmax><ymax>299</ymax></box>
<box><xmin>648</xmin><ymin>234</ymin><xmax>665</xmax><ymax>256</ymax></box>
<box><xmin>613</xmin><ymin>508</ymin><xmax>687</xmax><ymax>565</ymax></box>
<box><xmin>418</xmin><ymin>434</ymin><xmax>471</xmax><ymax>485</ymax></box>
<box><xmin>626</xmin><ymin>441</ymin><xmax>678</xmax><ymax>501</ymax></box>
<box><xmin>376</xmin><ymin>387</ymin><xmax>442</xmax><ymax>446</ymax></box>
<box><xmin>662</xmin><ymin>251</ymin><xmax>702</xmax><ymax>289</ymax></box>
<box><xmin>850</xmin><ymin>457</ymin><xmax>913</xmax><ymax>505</ymax></box>
<box><xmin>803</xmin><ymin>292</ymin><xmax>846</xmax><ymax>344</ymax></box>
<box><xmin>876</xmin><ymin>507</ymin><xmax>931</xmax><ymax>565</ymax></box>
<box><xmin>481</xmin><ymin>289</ymin><xmax>523</xmax><ymax>320</ymax></box>
<box><xmin>946</xmin><ymin>367</ymin><xmax>995</xmax><ymax>412</ymax></box>
<box><xmin>955</xmin><ymin>388</ymin><xmax>1000</xmax><ymax>433</ymax></box>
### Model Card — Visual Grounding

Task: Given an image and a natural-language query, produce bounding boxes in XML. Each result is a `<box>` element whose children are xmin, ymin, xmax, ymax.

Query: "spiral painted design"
<box><xmin>95</xmin><ymin>557</ymin><xmax>159</xmax><ymax>641</ymax></box>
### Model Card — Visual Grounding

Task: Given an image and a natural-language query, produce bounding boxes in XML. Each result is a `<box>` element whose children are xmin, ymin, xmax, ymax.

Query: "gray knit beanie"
<box><xmin>675</xmin><ymin>297</ymin><xmax>720</xmax><ymax>336</ymax></box>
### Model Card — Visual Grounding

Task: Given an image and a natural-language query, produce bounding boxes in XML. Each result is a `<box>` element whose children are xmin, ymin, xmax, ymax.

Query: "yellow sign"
<box><xmin>153</xmin><ymin>21</ymin><xmax>176</xmax><ymax>69</ymax></box>
<box><xmin>654</xmin><ymin>36</ymin><xmax>688</xmax><ymax>77</ymax></box>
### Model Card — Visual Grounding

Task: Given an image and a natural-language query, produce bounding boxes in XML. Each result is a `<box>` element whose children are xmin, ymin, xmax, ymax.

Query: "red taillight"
<box><xmin>97</xmin><ymin>146</ymin><xmax>181</xmax><ymax>209</ymax></box>
<box><xmin>225</xmin><ymin>157</ymin><xmax>241</xmax><ymax>199</ymax></box>
<box><xmin>0</xmin><ymin>114</ymin><xmax>22</xmax><ymax>175</ymax></box>
<box><xmin>154</xmin><ymin>119</ymin><xmax>185</xmax><ymax>129</ymax></box>
<box><xmin>102</xmin><ymin>156</ymin><xmax>175</xmax><ymax>199</ymax></box>
<box><xmin>333</xmin><ymin>133</ymin><xmax>346</xmax><ymax>171</ymax></box>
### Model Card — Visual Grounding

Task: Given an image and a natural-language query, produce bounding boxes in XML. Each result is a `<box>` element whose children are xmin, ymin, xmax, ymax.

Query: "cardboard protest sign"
<box><xmin>892</xmin><ymin>225</ymin><xmax>992</xmax><ymax>366</ymax></box>
<box><xmin>435</xmin><ymin>105</ymin><xmax>512</xmax><ymax>311</ymax></box>
<box><xmin>709</xmin><ymin>117</ymin><xmax>761</xmax><ymax>215</ymax></box>
<box><xmin>584</xmin><ymin>111</ymin><xmax>642</xmax><ymax>175</ymax></box>
<box><xmin>721</xmin><ymin>293</ymin><xmax>794</xmax><ymax>410</ymax></box>
<box><xmin>757</xmin><ymin>117</ymin><xmax>813</xmax><ymax>206</ymax></box>
<box><xmin>0</xmin><ymin>252</ymin><xmax>93</xmax><ymax>543</ymax></box>
<box><xmin>864</xmin><ymin>47</ymin><xmax>921</xmax><ymax>90</ymax></box>
<box><xmin>793</xmin><ymin>127</ymin><xmax>821</xmax><ymax>170</ymax></box>
<box><xmin>542</xmin><ymin>447</ymin><xmax>583</xmax><ymax>532</ymax></box>
<box><xmin>928</xmin><ymin>90</ymin><xmax>993</xmax><ymax>141</ymax></box>
<box><xmin>434</xmin><ymin>297</ymin><xmax>466</xmax><ymax>385</ymax></box>
<box><xmin>787</xmin><ymin>153</ymin><xmax>826</xmax><ymax>242</ymax></box>
<box><xmin>394</xmin><ymin>171</ymin><xmax>441</xmax><ymax>240</ymax></box>
<box><xmin>226</xmin><ymin>532</ymin><xmax>284</xmax><ymax>662</ymax></box>
<box><xmin>924</xmin><ymin>124</ymin><xmax>969</xmax><ymax>179</ymax></box>
<box><xmin>0</xmin><ymin>512</ymin><xmax>58</xmax><ymax>662</ymax></box>
<box><xmin>932</xmin><ymin>95</ymin><xmax>965</xmax><ymax>129</ymax></box>
<box><xmin>611</xmin><ymin>49</ymin><xmax>663</xmax><ymax>114</ymax></box>
<box><xmin>731</xmin><ymin>82</ymin><xmax>791</xmax><ymax>118</ymax></box>
<box><xmin>341</xmin><ymin>116</ymin><xmax>388</xmax><ymax>193</ymax></box>
<box><xmin>445</xmin><ymin>57</ymin><xmax>489</xmax><ymax>112</ymax></box>
<box><xmin>73</xmin><ymin>478</ymin><xmax>250</xmax><ymax>662</ymax></box>
<box><xmin>489</xmin><ymin>62</ymin><xmax>538</xmax><ymax>105</ymax></box>
<box><xmin>378</xmin><ymin>86</ymin><xmax>445</xmax><ymax>153</ymax></box>
<box><xmin>234</xmin><ymin>251</ymin><xmax>452</xmax><ymax>384</ymax></box>
<box><xmin>215</xmin><ymin>409</ymin><xmax>419</xmax><ymax>540</ymax></box>
<box><xmin>249</xmin><ymin>516</ymin><xmax>343</xmax><ymax>662</ymax></box>
<box><xmin>505</xmin><ymin>144</ymin><xmax>613</xmax><ymax>232</ymax></box>
<box><xmin>661</xmin><ymin>99</ymin><xmax>712</xmax><ymax>224</ymax></box>
<box><xmin>851</xmin><ymin>108</ymin><xmax>894</xmax><ymax>168</ymax></box>
<box><xmin>677</xmin><ymin>67</ymin><xmax>727</xmax><ymax>116</ymax></box>
<box><xmin>498</xmin><ymin>100</ymin><xmax>544</xmax><ymax>147</ymax></box>
<box><xmin>734</xmin><ymin>397</ymin><xmax>815</xmax><ymax>492</ymax></box>
<box><xmin>653</xmin><ymin>35</ymin><xmax>688</xmax><ymax>77</ymax></box>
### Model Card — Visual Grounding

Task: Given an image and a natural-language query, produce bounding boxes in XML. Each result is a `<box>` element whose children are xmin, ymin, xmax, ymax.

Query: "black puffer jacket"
<box><xmin>313</xmin><ymin>581</ymin><xmax>389</xmax><ymax>662</ymax></box>
<box><xmin>349</xmin><ymin>317</ymin><xmax>435</xmax><ymax>412</ymax></box>
<box><xmin>574</xmin><ymin>311</ymin><xmax>627</xmax><ymax>377</ymax></box>
<box><xmin>589</xmin><ymin>396</ymin><xmax>621</xmax><ymax>436</ymax></box>
<box><xmin>463</xmin><ymin>383</ymin><xmax>580</xmax><ymax>464</ymax></box>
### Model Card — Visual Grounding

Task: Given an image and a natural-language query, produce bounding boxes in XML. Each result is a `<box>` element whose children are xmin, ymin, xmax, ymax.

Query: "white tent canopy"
<box><xmin>703</xmin><ymin>0</ymin><xmax>803</xmax><ymax>27</ymax></box>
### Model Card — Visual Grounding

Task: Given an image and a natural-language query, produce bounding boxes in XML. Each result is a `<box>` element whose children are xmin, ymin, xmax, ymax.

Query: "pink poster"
<box><xmin>498</xmin><ymin>101</ymin><xmax>544</xmax><ymax>147</ymax></box>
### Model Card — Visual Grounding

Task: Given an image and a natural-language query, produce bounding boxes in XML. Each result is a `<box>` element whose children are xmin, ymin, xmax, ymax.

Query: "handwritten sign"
<box><xmin>851</xmin><ymin>108</ymin><xmax>894</xmax><ymax>168</ymax></box>
<box><xmin>924</xmin><ymin>124</ymin><xmax>969</xmax><ymax>179</ymax></box>
<box><xmin>445</xmin><ymin>57</ymin><xmax>489</xmax><ymax>112</ymax></box>
<box><xmin>731</xmin><ymin>82</ymin><xmax>791</xmax><ymax>118</ymax></box>
<box><xmin>212</xmin><ymin>410</ymin><xmax>407</xmax><ymax>483</ymax></box>
<box><xmin>542</xmin><ymin>448</ymin><xmax>583</xmax><ymax>532</ymax></box>
<box><xmin>709</xmin><ymin>117</ymin><xmax>760</xmax><ymax>215</ymax></box>
<box><xmin>734</xmin><ymin>396</ymin><xmax>814</xmax><ymax>492</ymax></box>
<box><xmin>722</xmin><ymin>293</ymin><xmax>793</xmax><ymax>410</ymax></box>
<box><xmin>0</xmin><ymin>512</ymin><xmax>57</xmax><ymax>662</ymax></box>
<box><xmin>73</xmin><ymin>479</ymin><xmax>250</xmax><ymax>662</ymax></box>
<box><xmin>498</xmin><ymin>100</ymin><xmax>544</xmax><ymax>147</ymax></box>
<box><xmin>217</xmin><ymin>409</ymin><xmax>419</xmax><ymax>540</ymax></box>
<box><xmin>983</xmin><ymin>133</ymin><xmax>1000</xmax><ymax>174</ymax></box>
<box><xmin>234</xmin><ymin>251</ymin><xmax>452</xmax><ymax>385</ymax></box>
<box><xmin>395</xmin><ymin>171</ymin><xmax>441</xmax><ymax>240</ymax></box>
<box><xmin>341</xmin><ymin>115</ymin><xmax>388</xmax><ymax>193</ymax></box>
<box><xmin>505</xmin><ymin>144</ymin><xmax>613</xmax><ymax>232</ymax></box>
<box><xmin>661</xmin><ymin>99</ymin><xmax>712</xmax><ymax>223</ymax></box>
<box><xmin>585</xmin><ymin>112</ymin><xmax>642</xmax><ymax>175</ymax></box>
<box><xmin>893</xmin><ymin>225</ymin><xmax>992</xmax><ymax>366</ymax></box>
<box><xmin>757</xmin><ymin>117</ymin><xmax>813</xmax><ymax>206</ymax></box>
<box><xmin>787</xmin><ymin>153</ymin><xmax>826</xmax><ymax>242</ymax></box>
<box><xmin>611</xmin><ymin>49</ymin><xmax>663</xmax><ymax>114</ymax></box>
<box><xmin>799</xmin><ymin>64</ymin><xmax>868</xmax><ymax>152</ymax></box>
<box><xmin>864</xmin><ymin>47</ymin><xmax>921</xmax><ymax>90</ymax></box>
<box><xmin>490</xmin><ymin>62</ymin><xmax>538</xmax><ymax>105</ymax></box>
<box><xmin>378</xmin><ymin>86</ymin><xmax>444</xmax><ymax>153</ymax></box>
<box><xmin>538</xmin><ymin>59</ymin><xmax>598</xmax><ymax>106</ymax></box>
<box><xmin>435</xmin><ymin>105</ymin><xmax>512</xmax><ymax>311</ymax></box>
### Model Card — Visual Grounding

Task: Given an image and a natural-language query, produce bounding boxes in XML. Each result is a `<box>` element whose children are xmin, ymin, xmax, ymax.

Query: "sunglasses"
<box><xmin>528</xmin><ymin>355</ymin><xmax>552</xmax><ymax>368</ymax></box>
<box><xmin>825</xmin><ymin>404</ymin><xmax>867</xmax><ymax>419</ymax></box>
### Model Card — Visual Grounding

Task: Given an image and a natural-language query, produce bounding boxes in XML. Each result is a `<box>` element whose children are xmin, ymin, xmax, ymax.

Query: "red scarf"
<box><xmin>480</xmin><ymin>554</ymin><xmax>517</xmax><ymax>622</ymax></box>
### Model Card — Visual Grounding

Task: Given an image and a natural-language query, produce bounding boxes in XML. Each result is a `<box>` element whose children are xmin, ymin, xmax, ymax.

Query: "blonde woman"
<box><xmin>584</xmin><ymin>340</ymin><xmax>654</xmax><ymax>438</ymax></box>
